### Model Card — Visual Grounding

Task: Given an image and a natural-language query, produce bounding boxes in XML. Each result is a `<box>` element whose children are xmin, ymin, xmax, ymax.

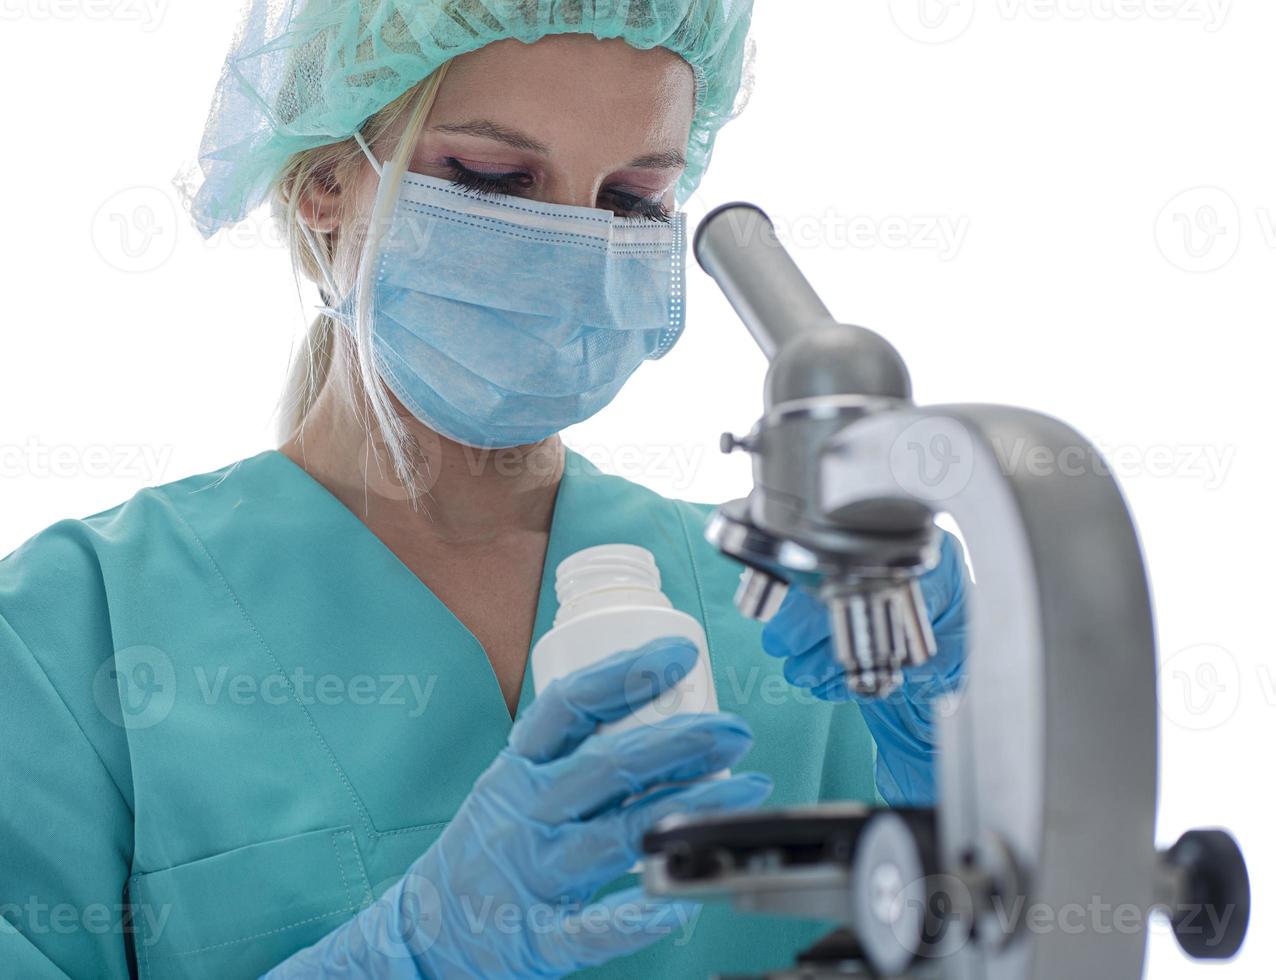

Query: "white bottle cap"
<box><xmin>553</xmin><ymin>544</ymin><xmax>672</xmax><ymax>626</ymax></box>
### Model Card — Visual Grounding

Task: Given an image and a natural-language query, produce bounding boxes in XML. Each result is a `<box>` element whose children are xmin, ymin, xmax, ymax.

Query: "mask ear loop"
<box><xmin>353</xmin><ymin>130</ymin><xmax>384</xmax><ymax>177</ymax></box>
<box><xmin>304</xmin><ymin>128</ymin><xmax>385</xmax><ymax>317</ymax></box>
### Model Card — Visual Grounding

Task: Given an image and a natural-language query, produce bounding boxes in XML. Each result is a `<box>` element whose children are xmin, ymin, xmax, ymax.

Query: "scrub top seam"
<box><xmin>337</xmin><ymin>829</ymin><xmax>376</xmax><ymax>907</ymax></box>
<box><xmin>671</xmin><ymin>501</ymin><xmax>714</xmax><ymax>654</ymax></box>
<box><xmin>153</xmin><ymin>488</ymin><xmax>377</xmax><ymax>838</ymax></box>
<box><xmin>370</xmin><ymin>818</ymin><xmax>452</xmax><ymax>838</ymax></box>
<box><xmin>147</xmin><ymin>907</ymin><xmax>359</xmax><ymax>961</ymax></box>
<box><xmin>0</xmin><ymin>609</ymin><xmax>133</xmax><ymax>817</ymax></box>
<box><xmin>128</xmin><ymin>869</ymin><xmax>153</xmax><ymax>980</ymax></box>
<box><xmin>330</xmin><ymin>831</ymin><xmax>353</xmax><ymax>908</ymax></box>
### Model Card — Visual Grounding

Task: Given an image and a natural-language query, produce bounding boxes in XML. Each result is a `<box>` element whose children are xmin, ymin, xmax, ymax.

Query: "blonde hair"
<box><xmin>270</xmin><ymin>63</ymin><xmax>452</xmax><ymax>495</ymax></box>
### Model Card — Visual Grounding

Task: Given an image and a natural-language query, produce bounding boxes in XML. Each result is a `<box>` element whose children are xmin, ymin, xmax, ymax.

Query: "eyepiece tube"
<box><xmin>693</xmin><ymin>203</ymin><xmax>836</xmax><ymax>360</ymax></box>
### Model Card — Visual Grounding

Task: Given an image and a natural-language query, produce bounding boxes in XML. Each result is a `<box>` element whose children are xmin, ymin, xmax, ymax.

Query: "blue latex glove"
<box><xmin>264</xmin><ymin>637</ymin><xmax>773</xmax><ymax>979</ymax></box>
<box><xmin>761</xmin><ymin>531</ymin><xmax>969</xmax><ymax>807</ymax></box>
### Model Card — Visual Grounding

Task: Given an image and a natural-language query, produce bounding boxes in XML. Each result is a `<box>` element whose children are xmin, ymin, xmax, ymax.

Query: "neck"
<box><xmin>281</xmin><ymin>368</ymin><xmax>564</xmax><ymax>547</ymax></box>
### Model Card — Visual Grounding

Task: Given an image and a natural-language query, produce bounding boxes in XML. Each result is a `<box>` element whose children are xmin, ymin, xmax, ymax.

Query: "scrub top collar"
<box><xmin>257</xmin><ymin>446</ymin><xmax>602</xmax><ymax>727</ymax></box>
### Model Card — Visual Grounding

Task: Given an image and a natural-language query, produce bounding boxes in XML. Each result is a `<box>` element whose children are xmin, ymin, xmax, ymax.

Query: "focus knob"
<box><xmin>1163</xmin><ymin>829</ymin><xmax>1250</xmax><ymax>960</ymax></box>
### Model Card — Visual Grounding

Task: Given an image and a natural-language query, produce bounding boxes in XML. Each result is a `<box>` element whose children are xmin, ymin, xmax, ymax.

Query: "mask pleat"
<box><xmin>345</xmin><ymin>170</ymin><xmax>686</xmax><ymax>448</ymax></box>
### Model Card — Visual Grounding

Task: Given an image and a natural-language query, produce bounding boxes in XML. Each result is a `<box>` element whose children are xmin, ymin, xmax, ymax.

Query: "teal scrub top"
<box><xmin>0</xmin><ymin>449</ymin><xmax>881</xmax><ymax>979</ymax></box>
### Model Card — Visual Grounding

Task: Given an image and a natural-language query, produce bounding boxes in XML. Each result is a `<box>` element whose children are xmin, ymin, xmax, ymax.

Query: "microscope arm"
<box><xmin>820</xmin><ymin>404</ymin><xmax>1159</xmax><ymax>979</ymax></box>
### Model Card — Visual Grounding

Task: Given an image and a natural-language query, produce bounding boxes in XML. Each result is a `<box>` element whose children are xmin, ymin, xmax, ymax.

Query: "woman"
<box><xmin>0</xmin><ymin>2</ymin><xmax>968</xmax><ymax>977</ymax></box>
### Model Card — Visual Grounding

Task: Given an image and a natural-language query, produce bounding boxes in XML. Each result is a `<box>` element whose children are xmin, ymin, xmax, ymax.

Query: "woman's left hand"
<box><xmin>760</xmin><ymin>530</ymin><xmax>970</xmax><ymax>807</ymax></box>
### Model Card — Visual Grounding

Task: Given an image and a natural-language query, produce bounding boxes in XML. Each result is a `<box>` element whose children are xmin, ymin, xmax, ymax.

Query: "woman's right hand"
<box><xmin>263</xmin><ymin>637</ymin><xmax>772</xmax><ymax>979</ymax></box>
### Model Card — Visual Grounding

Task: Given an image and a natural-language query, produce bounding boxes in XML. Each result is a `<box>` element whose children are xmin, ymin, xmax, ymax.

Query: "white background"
<box><xmin>0</xmin><ymin>1</ymin><xmax>1268</xmax><ymax>976</ymax></box>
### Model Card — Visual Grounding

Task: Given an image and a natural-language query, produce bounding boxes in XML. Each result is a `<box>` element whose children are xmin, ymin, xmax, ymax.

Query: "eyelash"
<box><xmin>443</xmin><ymin>158</ymin><xmax>672</xmax><ymax>223</ymax></box>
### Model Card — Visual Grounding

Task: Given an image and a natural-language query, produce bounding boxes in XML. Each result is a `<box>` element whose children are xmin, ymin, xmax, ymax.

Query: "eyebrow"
<box><xmin>431</xmin><ymin>119</ymin><xmax>686</xmax><ymax>170</ymax></box>
<box><xmin>625</xmin><ymin>148</ymin><xmax>687</xmax><ymax>170</ymax></box>
<box><xmin>432</xmin><ymin>119</ymin><xmax>549</xmax><ymax>154</ymax></box>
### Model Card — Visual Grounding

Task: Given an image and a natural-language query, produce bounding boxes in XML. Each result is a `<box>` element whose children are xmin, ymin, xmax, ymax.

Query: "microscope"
<box><xmin>640</xmin><ymin>204</ymin><xmax>1251</xmax><ymax>978</ymax></box>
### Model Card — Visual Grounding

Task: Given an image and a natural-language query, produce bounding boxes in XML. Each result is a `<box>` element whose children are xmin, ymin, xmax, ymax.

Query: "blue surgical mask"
<box><xmin>322</xmin><ymin>150</ymin><xmax>687</xmax><ymax>449</ymax></box>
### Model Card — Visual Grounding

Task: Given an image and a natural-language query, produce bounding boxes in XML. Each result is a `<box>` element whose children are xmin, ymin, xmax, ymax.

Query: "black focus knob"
<box><xmin>1165</xmin><ymin>829</ymin><xmax>1250</xmax><ymax>960</ymax></box>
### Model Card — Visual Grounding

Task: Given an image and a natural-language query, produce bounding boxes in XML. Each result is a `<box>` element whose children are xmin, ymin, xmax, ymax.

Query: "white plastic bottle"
<box><xmin>531</xmin><ymin>543</ymin><xmax>721</xmax><ymax>737</ymax></box>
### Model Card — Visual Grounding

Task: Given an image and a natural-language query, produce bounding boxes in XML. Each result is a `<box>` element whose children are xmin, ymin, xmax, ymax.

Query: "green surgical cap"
<box><xmin>182</xmin><ymin>0</ymin><xmax>755</xmax><ymax>237</ymax></box>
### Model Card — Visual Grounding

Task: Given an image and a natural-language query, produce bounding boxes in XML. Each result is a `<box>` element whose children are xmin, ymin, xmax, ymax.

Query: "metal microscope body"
<box><xmin>642</xmin><ymin>203</ymin><xmax>1249</xmax><ymax>978</ymax></box>
<box><xmin>821</xmin><ymin>402</ymin><xmax>1158</xmax><ymax>979</ymax></box>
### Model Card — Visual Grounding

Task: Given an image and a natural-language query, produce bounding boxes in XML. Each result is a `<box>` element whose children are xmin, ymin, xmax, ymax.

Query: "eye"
<box><xmin>444</xmin><ymin>158</ymin><xmax>533</xmax><ymax>198</ymax></box>
<box><xmin>445</xmin><ymin>158</ymin><xmax>671</xmax><ymax>222</ymax></box>
<box><xmin>603</xmin><ymin>187</ymin><xmax>672</xmax><ymax>223</ymax></box>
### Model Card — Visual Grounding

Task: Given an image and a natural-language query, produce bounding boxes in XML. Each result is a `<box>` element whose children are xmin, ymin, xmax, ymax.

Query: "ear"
<box><xmin>296</xmin><ymin>170</ymin><xmax>344</xmax><ymax>234</ymax></box>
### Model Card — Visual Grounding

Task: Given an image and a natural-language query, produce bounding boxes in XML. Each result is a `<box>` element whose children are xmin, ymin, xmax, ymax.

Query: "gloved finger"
<box><xmin>580</xmin><ymin>772</ymin><xmax>774</xmax><ymax>882</ymax></box>
<box><xmin>760</xmin><ymin>586</ymin><xmax>831</xmax><ymax>659</ymax></box>
<box><xmin>510</xmin><ymin>637</ymin><xmax>700</xmax><ymax>763</ymax></box>
<box><xmin>763</xmin><ymin>532</ymin><xmax>967</xmax><ymax>656</ymax></box>
<box><xmin>533</xmin><ymin>712</ymin><xmax>754</xmax><ymax>821</ymax></box>
<box><xmin>781</xmin><ymin>642</ymin><xmax>843</xmax><ymax>690</ymax></box>
<box><xmin>812</xmin><ymin>674</ymin><xmax>854</xmax><ymax>702</ymax></box>
<box><xmin>540</xmin><ymin>887</ymin><xmax>704</xmax><ymax>974</ymax></box>
<box><xmin>918</xmin><ymin>530</ymin><xmax>969</xmax><ymax>627</ymax></box>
